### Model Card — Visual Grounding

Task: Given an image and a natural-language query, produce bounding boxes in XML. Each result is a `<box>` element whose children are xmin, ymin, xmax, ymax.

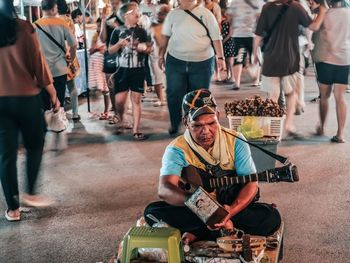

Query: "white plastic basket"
<box><xmin>227</xmin><ymin>115</ymin><xmax>284</xmax><ymax>139</ymax></box>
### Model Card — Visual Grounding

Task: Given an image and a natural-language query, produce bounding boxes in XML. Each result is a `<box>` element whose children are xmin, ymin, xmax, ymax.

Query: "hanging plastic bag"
<box><xmin>238</xmin><ymin>117</ymin><xmax>264</xmax><ymax>139</ymax></box>
<box><xmin>44</xmin><ymin>107</ymin><xmax>69</xmax><ymax>133</ymax></box>
<box><xmin>44</xmin><ymin>108</ymin><xmax>69</xmax><ymax>151</ymax></box>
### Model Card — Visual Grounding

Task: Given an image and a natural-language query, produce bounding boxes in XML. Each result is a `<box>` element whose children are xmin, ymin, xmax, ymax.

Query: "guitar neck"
<box><xmin>208</xmin><ymin>170</ymin><xmax>271</xmax><ymax>189</ymax></box>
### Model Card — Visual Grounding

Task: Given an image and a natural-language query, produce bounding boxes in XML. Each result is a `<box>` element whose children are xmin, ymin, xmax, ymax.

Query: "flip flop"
<box><xmin>133</xmin><ymin>132</ymin><xmax>147</xmax><ymax>141</ymax></box>
<box><xmin>284</xmin><ymin>131</ymin><xmax>305</xmax><ymax>140</ymax></box>
<box><xmin>5</xmin><ymin>209</ymin><xmax>20</xmax><ymax>222</ymax></box>
<box><xmin>213</xmin><ymin>80</ymin><xmax>225</xmax><ymax>85</ymax></box>
<box><xmin>330</xmin><ymin>136</ymin><xmax>345</xmax><ymax>143</ymax></box>
<box><xmin>223</xmin><ymin>79</ymin><xmax>235</xmax><ymax>84</ymax></box>
<box><xmin>123</xmin><ymin>122</ymin><xmax>133</xmax><ymax>129</ymax></box>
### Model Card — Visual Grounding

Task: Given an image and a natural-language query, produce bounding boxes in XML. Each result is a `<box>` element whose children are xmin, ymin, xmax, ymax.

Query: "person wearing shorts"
<box><xmin>311</xmin><ymin>0</ymin><xmax>350</xmax><ymax>143</ymax></box>
<box><xmin>227</xmin><ymin>0</ymin><xmax>262</xmax><ymax>90</ymax></box>
<box><xmin>314</xmin><ymin>62</ymin><xmax>350</xmax><ymax>142</ymax></box>
<box><xmin>232</xmin><ymin>37</ymin><xmax>255</xmax><ymax>89</ymax></box>
<box><xmin>254</xmin><ymin>0</ymin><xmax>327</xmax><ymax>138</ymax></box>
<box><xmin>108</xmin><ymin>3</ymin><xmax>152</xmax><ymax>140</ymax></box>
<box><xmin>89</xmin><ymin>18</ymin><xmax>110</xmax><ymax>120</ymax></box>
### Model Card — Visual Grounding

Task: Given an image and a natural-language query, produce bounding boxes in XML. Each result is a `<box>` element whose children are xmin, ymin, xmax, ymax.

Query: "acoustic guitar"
<box><xmin>181</xmin><ymin>163</ymin><xmax>298</xmax><ymax>228</ymax></box>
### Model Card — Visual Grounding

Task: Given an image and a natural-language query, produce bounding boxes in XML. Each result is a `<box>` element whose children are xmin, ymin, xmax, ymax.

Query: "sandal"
<box><xmin>123</xmin><ymin>122</ymin><xmax>133</xmax><ymax>129</ymax></box>
<box><xmin>330</xmin><ymin>136</ymin><xmax>345</xmax><ymax>143</ymax></box>
<box><xmin>109</xmin><ymin>115</ymin><xmax>121</xmax><ymax>125</ymax></box>
<box><xmin>99</xmin><ymin>112</ymin><xmax>109</xmax><ymax>120</ymax></box>
<box><xmin>133</xmin><ymin>132</ymin><xmax>147</xmax><ymax>141</ymax></box>
<box><xmin>283</xmin><ymin>131</ymin><xmax>305</xmax><ymax>140</ymax></box>
<box><xmin>310</xmin><ymin>96</ymin><xmax>320</xmax><ymax>103</ymax></box>
<box><xmin>5</xmin><ymin>209</ymin><xmax>20</xmax><ymax>222</ymax></box>
<box><xmin>232</xmin><ymin>86</ymin><xmax>240</xmax><ymax>91</ymax></box>
<box><xmin>223</xmin><ymin>79</ymin><xmax>235</xmax><ymax>84</ymax></box>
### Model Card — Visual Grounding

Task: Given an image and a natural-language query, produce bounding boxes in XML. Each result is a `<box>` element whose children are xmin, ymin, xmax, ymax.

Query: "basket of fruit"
<box><xmin>225</xmin><ymin>96</ymin><xmax>286</xmax><ymax>139</ymax></box>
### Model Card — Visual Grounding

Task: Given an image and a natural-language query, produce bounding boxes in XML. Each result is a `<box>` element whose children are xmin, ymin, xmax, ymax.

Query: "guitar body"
<box><xmin>181</xmin><ymin>165</ymin><xmax>213</xmax><ymax>192</ymax></box>
<box><xmin>181</xmin><ymin>165</ymin><xmax>245</xmax><ymax>205</ymax></box>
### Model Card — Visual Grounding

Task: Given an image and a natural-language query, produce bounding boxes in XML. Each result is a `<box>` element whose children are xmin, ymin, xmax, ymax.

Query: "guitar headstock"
<box><xmin>267</xmin><ymin>163</ymin><xmax>299</xmax><ymax>183</ymax></box>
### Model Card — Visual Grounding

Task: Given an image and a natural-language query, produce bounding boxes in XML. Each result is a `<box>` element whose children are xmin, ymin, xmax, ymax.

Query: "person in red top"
<box><xmin>0</xmin><ymin>1</ymin><xmax>60</xmax><ymax>222</ymax></box>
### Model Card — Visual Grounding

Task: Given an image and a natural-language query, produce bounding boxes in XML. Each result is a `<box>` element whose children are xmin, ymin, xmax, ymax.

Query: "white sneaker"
<box><xmin>22</xmin><ymin>194</ymin><xmax>54</xmax><ymax>207</ymax></box>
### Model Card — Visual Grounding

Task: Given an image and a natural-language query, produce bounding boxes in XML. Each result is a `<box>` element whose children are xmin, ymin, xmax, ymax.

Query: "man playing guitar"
<box><xmin>144</xmin><ymin>89</ymin><xmax>283</xmax><ymax>244</ymax></box>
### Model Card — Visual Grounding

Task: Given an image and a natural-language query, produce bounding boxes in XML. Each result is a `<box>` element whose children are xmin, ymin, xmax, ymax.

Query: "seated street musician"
<box><xmin>144</xmin><ymin>89</ymin><xmax>281</xmax><ymax>243</ymax></box>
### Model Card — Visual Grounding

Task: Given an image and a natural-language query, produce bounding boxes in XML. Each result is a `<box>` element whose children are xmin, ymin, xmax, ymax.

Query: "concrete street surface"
<box><xmin>1</xmin><ymin>68</ymin><xmax>350</xmax><ymax>263</ymax></box>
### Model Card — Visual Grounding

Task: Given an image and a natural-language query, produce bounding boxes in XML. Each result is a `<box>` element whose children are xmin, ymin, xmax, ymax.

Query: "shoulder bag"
<box><xmin>103</xmin><ymin>27</ymin><xmax>122</xmax><ymax>74</ymax></box>
<box><xmin>184</xmin><ymin>9</ymin><xmax>216</xmax><ymax>54</ymax></box>
<box><xmin>35</xmin><ymin>22</ymin><xmax>80</xmax><ymax>81</ymax></box>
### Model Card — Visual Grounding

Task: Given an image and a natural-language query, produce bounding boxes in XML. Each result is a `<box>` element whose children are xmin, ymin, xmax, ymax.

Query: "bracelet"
<box><xmin>217</xmin><ymin>57</ymin><xmax>224</xmax><ymax>60</ymax></box>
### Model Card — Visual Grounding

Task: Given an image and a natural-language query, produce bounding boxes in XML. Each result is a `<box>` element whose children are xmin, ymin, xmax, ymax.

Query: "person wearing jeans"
<box><xmin>0</xmin><ymin>2</ymin><xmax>60</xmax><ymax>221</ymax></box>
<box><xmin>57</xmin><ymin>0</ymin><xmax>80</xmax><ymax>121</ymax></box>
<box><xmin>0</xmin><ymin>97</ymin><xmax>45</xmax><ymax>211</ymax></box>
<box><xmin>165</xmin><ymin>54</ymin><xmax>215</xmax><ymax>134</ymax></box>
<box><xmin>159</xmin><ymin>0</ymin><xmax>225</xmax><ymax>135</ymax></box>
<box><xmin>41</xmin><ymin>74</ymin><xmax>67</xmax><ymax>110</ymax></box>
<box><xmin>66</xmin><ymin>79</ymin><xmax>80</xmax><ymax>120</ymax></box>
<box><xmin>35</xmin><ymin>0</ymin><xmax>76</xmax><ymax>110</ymax></box>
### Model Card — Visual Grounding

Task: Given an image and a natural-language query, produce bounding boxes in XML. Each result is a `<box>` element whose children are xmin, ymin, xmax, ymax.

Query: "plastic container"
<box><xmin>228</xmin><ymin>115</ymin><xmax>284</xmax><ymax>140</ymax></box>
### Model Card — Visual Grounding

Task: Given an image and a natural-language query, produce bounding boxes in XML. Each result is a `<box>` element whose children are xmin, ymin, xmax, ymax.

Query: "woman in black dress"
<box><xmin>221</xmin><ymin>10</ymin><xmax>235</xmax><ymax>84</ymax></box>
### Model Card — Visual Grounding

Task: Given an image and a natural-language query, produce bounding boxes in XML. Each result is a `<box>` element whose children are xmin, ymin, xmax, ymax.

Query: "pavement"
<box><xmin>1</xmin><ymin>68</ymin><xmax>350</xmax><ymax>263</ymax></box>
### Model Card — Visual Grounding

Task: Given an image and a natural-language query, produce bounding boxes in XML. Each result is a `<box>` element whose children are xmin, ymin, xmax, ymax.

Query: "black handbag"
<box><xmin>103</xmin><ymin>51</ymin><xmax>117</xmax><ymax>74</ymax></box>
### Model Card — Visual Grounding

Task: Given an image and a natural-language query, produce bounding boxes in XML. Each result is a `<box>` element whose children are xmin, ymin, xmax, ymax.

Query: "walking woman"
<box><xmin>0</xmin><ymin>1</ymin><xmax>60</xmax><ymax>221</ymax></box>
<box><xmin>158</xmin><ymin>0</ymin><xmax>225</xmax><ymax>135</ymax></box>
<box><xmin>311</xmin><ymin>0</ymin><xmax>350</xmax><ymax>142</ymax></box>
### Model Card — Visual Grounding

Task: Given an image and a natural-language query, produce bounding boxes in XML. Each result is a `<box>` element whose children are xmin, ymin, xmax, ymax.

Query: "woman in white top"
<box><xmin>158</xmin><ymin>0</ymin><xmax>225</xmax><ymax>135</ymax></box>
<box><xmin>311</xmin><ymin>0</ymin><xmax>350</xmax><ymax>143</ymax></box>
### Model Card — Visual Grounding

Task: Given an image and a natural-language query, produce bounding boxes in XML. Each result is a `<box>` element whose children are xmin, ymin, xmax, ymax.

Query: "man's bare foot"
<box><xmin>182</xmin><ymin>232</ymin><xmax>197</xmax><ymax>245</ymax></box>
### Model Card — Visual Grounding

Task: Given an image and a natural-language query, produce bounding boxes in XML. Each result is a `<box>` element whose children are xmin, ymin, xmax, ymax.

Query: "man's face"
<box><xmin>74</xmin><ymin>14</ymin><xmax>83</xmax><ymax>24</ymax></box>
<box><xmin>111</xmin><ymin>0</ymin><xmax>120</xmax><ymax>11</ymax></box>
<box><xmin>186</xmin><ymin>113</ymin><xmax>220</xmax><ymax>150</ymax></box>
<box><xmin>124</xmin><ymin>7</ymin><xmax>140</xmax><ymax>25</ymax></box>
<box><xmin>156</xmin><ymin>7</ymin><xmax>169</xmax><ymax>22</ymax></box>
